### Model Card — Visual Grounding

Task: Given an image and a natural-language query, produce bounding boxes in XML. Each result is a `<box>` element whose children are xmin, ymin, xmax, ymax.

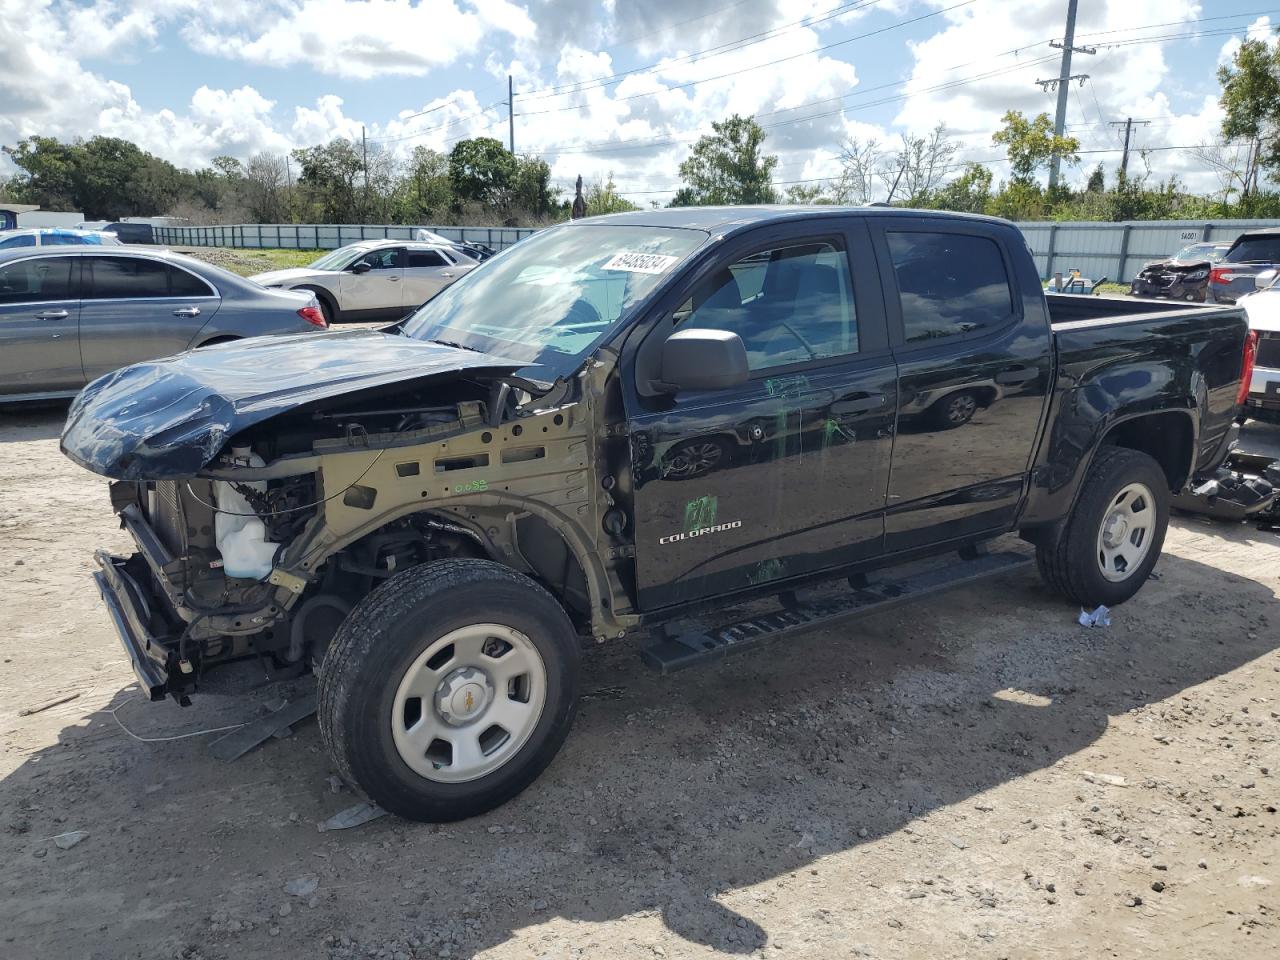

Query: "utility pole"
<box><xmin>361</xmin><ymin>125</ymin><xmax>369</xmax><ymax>220</ymax></box>
<box><xmin>1037</xmin><ymin>0</ymin><xmax>1095</xmax><ymax>191</ymax></box>
<box><xmin>1108</xmin><ymin>118</ymin><xmax>1150</xmax><ymax>180</ymax></box>
<box><xmin>505</xmin><ymin>75</ymin><xmax>516</xmax><ymax>154</ymax></box>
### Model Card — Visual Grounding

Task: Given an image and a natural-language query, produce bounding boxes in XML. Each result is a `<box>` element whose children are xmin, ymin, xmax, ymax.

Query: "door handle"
<box><xmin>35</xmin><ymin>309</ymin><xmax>69</xmax><ymax>320</ymax></box>
<box><xmin>387</xmin><ymin>276</ymin><xmax>400</xmax><ymax>282</ymax></box>
<box><xmin>441</xmin><ymin>272</ymin><xmax>454</xmax><ymax>278</ymax></box>
<box><xmin>173</xmin><ymin>306</ymin><xmax>201</xmax><ymax>318</ymax></box>
<box><xmin>995</xmin><ymin>366</ymin><xmax>1038</xmax><ymax>385</ymax></box>
<box><xmin>831</xmin><ymin>394</ymin><xmax>887</xmax><ymax>415</ymax></box>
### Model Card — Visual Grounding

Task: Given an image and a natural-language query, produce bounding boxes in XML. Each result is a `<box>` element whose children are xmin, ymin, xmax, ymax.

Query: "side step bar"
<box><xmin>639</xmin><ymin>548</ymin><xmax>1034</xmax><ymax>674</ymax></box>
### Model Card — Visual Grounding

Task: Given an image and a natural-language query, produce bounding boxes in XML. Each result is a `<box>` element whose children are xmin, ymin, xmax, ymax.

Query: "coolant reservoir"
<box><xmin>214</xmin><ymin>445</ymin><xmax>279</xmax><ymax>580</ymax></box>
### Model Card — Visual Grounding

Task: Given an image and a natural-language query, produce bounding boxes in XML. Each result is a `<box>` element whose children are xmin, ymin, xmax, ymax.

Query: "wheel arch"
<box><xmin>1097</xmin><ymin>408</ymin><xmax>1197</xmax><ymax>493</ymax></box>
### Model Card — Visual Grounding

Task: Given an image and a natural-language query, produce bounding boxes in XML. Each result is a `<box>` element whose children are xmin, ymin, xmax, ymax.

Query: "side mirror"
<box><xmin>349</xmin><ymin>261</ymin><xmax>372</xmax><ymax>274</ymax></box>
<box><xmin>659</xmin><ymin>329</ymin><xmax>749</xmax><ymax>393</ymax></box>
<box><xmin>1255</xmin><ymin>268</ymin><xmax>1279</xmax><ymax>291</ymax></box>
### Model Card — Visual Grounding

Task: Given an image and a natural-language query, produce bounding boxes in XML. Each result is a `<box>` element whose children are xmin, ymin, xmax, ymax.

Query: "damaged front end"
<box><xmin>1129</xmin><ymin>259</ymin><xmax>1213</xmax><ymax>302</ymax></box>
<box><xmin>67</xmin><ymin>330</ymin><xmax>640</xmax><ymax>704</ymax></box>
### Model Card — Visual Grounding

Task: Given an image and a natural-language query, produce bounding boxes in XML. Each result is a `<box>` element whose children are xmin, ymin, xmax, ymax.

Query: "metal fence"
<box><xmin>155</xmin><ymin>217</ymin><xmax>1280</xmax><ymax>283</ymax></box>
<box><xmin>1015</xmin><ymin>219</ymin><xmax>1280</xmax><ymax>283</ymax></box>
<box><xmin>152</xmin><ymin>223</ymin><xmax>540</xmax><ymax>252</ymax></box>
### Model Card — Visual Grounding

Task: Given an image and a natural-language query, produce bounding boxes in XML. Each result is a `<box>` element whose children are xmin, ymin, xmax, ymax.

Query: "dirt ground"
<box><xmin>1</xmin><ymin>405</ymin><xmax>1277</xmax><ymax>960</ymax></box>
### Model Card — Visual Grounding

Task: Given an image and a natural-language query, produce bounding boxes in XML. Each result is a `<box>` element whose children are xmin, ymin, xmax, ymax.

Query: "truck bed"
<box><xmin>1045</xmin><ymin>292</ymin><xmax>1249</xmax><ymax>479</ymax></box>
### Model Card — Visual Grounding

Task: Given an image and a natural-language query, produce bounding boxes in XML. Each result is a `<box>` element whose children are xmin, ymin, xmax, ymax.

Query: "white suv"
<box><xmin>0</xmin><ymin>228</ymin><xmax>123</xmax><ymax>249</ymax></box>
<box><xmin>250</xmin><ymin>240</ymin><xmax>477</xmax><ymax>324</ymax></box>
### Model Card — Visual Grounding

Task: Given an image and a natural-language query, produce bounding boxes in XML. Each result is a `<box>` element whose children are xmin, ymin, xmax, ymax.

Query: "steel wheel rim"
<box><xmin>1096</xmin><ymin>481</ymin><xmax>1156</xmax><ymax>582</ymax></box>
<box><xmin>391</xmin><ymin>623</ymin><xmax>547</xmax><ymax>783</ymax></box>
<box><xmin>947</xmin><ymin>394</ymin><xmax>977</xmax><ymax>424</ymax></box>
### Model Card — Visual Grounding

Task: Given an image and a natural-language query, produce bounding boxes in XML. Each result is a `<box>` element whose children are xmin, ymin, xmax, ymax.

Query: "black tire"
<box><xmin>196</xmin><ymin>335</ymin><xmax>240</xmax><ymax>348</ymax></box>
<box><xmin>1035</xmin><ymin>447</ymin><xmax>1169</xmax><ymax>607</ymax></box>
<box><xmin>928</xmin><ymin>390</ymin><xmax>979</xmax><ymax>430</ymax></box>
<box><xmin>318</xmin><ymin>559</ymin><xmax>580</xmax><ymax>822</ymax></box>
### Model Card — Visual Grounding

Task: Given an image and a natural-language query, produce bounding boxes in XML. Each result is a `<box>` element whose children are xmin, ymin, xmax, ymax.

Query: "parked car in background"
<box><xmin>1237</xmin><ymin>269</ymin><xmax>1280</xmax><ymax>424</ymax></box>
<box><xmin>102</xmin><ymin>221</ymin><xmax>156</xmax><ymax>244</ymax></box>
<box><xmin>1130</xmin><ymin>241</ymin><xmax>1231</xmax><ymax>302</ymax></box>
<box><xmin>0</xmin><ymin>247</ymin><xmax>326</xmax><ymax>402</ymax></box>
<box><xmin>1209</xmin><ymin>228</ymin><xmax>1280</xmax><ymax>303</ymax></box>
<box><xmin>0</xmin><ymin>227</ymin><xmax>123</xmax><ymax>249</ymax></box>
<box><xmin>413</xmin><ymin>228</ymin><xmax>496</xmax><ymax>262</ymax></box>
<box><xmin>250</xmin><ymin>239</ymin><xmax>478</xmax><ymax>323</ymax></box>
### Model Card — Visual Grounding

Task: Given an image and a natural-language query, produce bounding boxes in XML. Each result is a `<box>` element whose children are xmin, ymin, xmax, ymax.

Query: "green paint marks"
<box><xmin>764</xmin><ymin>374</ymin><xmax>810</xmax><ymax>397</ymax></box>
<box><xmin>452</xmin><ymin>479</ymin><xmax>489</xmax><ymax>494</ymax></box>
<box><xmin>683</xmin><ymin>494</ymin><xmax>718</xmax><ymax>533</ymax></box>
<box><xmin>748</xmin><ymin>557</ymin><xmax>786</xmax><ymax>586</ymax></box>
<box><xmin>821</xmin><ymin>418</ymin><xmax>856</xmax><ymax>451</ymax></box>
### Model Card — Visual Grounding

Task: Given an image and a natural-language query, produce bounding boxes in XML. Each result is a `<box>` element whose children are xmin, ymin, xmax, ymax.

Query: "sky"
<box><xmin>0</xmin><ymin>0</ymin><xmax>1276</xmax><ymax>207</ymax></box>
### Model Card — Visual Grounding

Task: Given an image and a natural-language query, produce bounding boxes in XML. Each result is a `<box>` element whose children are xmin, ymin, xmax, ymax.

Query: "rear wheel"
<box><xmin>928</xmin><ymin>390</ymin><xmax>979</xmax><ymax>429</ymax></box>
<box><xmin>1035</xmin><ymin>447</ymin><xmax>1169</xmax><ymax>606</ymax></box>
<box><xmin>318</xmin><ymin>559</ymin><xmax>580</xmax><ymax>822</ymax></box>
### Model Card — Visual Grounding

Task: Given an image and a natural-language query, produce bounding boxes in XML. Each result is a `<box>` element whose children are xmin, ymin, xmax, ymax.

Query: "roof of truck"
<box><xmin>573</xmin><ymin>205</ymin><xmax>1010</xmax><ymax>234</ymax></box>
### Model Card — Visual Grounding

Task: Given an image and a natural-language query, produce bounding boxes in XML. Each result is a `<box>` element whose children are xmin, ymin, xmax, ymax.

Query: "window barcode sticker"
<box><xmin>602</xmin><ymin>251</ymin><xmax>679</xmax><ymax>274</ymax></box>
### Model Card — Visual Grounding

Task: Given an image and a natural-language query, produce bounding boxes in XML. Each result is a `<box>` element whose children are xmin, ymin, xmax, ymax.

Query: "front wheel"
<box><xmin>318</xmin><ymin>559</ymin><xmax>580</xmax><ymax>822</ymax></box>
<box><xmin>1035</xmin><ymin>447</ymin><xmax>1170</xmax><ymax>607</ymax></box>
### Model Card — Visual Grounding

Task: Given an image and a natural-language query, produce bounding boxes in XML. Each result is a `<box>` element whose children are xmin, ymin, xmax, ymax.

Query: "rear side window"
<box><xmin>408</xmin><ymin>249</ymin><xmax>447</xmax><ymax>268</ymax></box>
<box><xmin>1225</xmin><ymin>235</ymin><xmax>1280</xmax><ymax>264</ymax></box>
<box><xmin>0</xmin><ymin>257</ymin><xmax>74</xmax><ymax>304</ymax></box>
<box><xmin>86</xmin><ymin>257</ymin><xmax>213</xmax><ymax>298</ymax></box>
<box><xmin>43</xmin><ymin>233</ymin><xmax>83</xmax><ymax>246</ymax></box>
<box><xmin>887</xmin><ymin>232</ymin><xmax>1014</xmax><ymax>343</ymax></box>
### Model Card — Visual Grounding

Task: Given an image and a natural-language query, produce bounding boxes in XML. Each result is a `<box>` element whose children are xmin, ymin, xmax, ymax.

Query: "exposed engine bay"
<box><xmin>93</xmin><ymin>354</ymin><xmax>637</xmax><ymax>703</ymax></box>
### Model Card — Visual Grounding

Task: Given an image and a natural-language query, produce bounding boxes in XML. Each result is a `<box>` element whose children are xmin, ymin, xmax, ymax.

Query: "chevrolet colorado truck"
<box><xmin>63</xmin><ymin>207</ymin><xmax>1255</xmax><ymax>822</ymax></box>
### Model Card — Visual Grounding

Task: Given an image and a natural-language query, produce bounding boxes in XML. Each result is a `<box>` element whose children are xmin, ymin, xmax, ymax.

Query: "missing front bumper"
<box><xmin>93</xmin><ymin>550</ymin><xmax>171</xmax><ymax>701</ymax></box>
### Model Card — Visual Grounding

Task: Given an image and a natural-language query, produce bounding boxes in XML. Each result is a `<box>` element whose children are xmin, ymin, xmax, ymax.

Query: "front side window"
<box><xmin>402</xmin><ymin>224</ymin><xmax>707</xmax><ymax>380</ymax></box>
<box><xmin>355</xmin><ymin>248</ymin><xmax>404</xmax><ymax>270</ymax></box>
<box><xmin>0</xmin><ymin>257</ymin><xmax>74</xmax><ymax>305</ymax></box>
<box><xmin>0</xmin><ymin>235</ymin><xmax>36</xmax><ymax>249</ymax></box>
<box><xmin>679</xmin><ymin>240</ymin><xmax>858</xmax><ymax>371</ymax></box>
<box><xmin>888</xmin><ymin>232</ymin><xmax>1014</xmax><ymax>343</ymax></box>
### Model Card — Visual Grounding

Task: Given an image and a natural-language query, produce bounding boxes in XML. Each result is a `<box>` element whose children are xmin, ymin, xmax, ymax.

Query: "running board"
<box><xmin>639</xmin><ymin>549</ymin><xmax>1034</xmax><ymax>675</ymax></box>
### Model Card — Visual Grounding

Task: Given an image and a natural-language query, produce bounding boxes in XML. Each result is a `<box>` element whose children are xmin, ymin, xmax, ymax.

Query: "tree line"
<box><xmin>4</xmin><ymin>32</ymin><xmax>1280</xmax><ymax>227</ymax></box>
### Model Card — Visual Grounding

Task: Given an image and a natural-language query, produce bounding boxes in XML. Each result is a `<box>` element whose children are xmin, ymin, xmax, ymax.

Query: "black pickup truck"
<box><xmin>63</xmin><ymin>207</ymin><xmax>1254</xmax><ymax>822</ymax></box>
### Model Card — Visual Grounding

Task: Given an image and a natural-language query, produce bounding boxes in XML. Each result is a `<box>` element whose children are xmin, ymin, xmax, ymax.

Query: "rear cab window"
<box><xmin>886</xmin><ymin>231</ymin><xmax>1016</xmax><ymax>343</ymax></box>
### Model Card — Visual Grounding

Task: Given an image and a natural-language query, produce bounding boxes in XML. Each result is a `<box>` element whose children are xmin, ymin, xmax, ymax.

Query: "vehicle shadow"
<box><xmin>0</xmin><ymin>403</ymin><xmax>69</xmax><ymax>443</ymax></box>
<box><xmin>1</xmin><ymin>543</ymin><xmax>1275</xmax><ymax>958</ymax></box>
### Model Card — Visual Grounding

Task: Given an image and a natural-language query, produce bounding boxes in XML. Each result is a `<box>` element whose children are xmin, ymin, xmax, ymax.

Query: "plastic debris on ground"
<box><xmin>317</xmin><ymin>801</ymin><xmax>387</xmax><ymax>832</ymax></box>
<box><xmin>1078</xmin><ymin>605</ymin><xmax>1111</xmax><ymax>628</ymax></box>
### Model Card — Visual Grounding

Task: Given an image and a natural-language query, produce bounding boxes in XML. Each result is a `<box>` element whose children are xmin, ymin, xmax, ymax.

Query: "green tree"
<box><xmin>1086</xmin><ymin>163</ymin><xmax>1105</xmax><ymax>193</ymax></box>
<box><xmin>783</xmin><ymin>183</ymin><xmax>829</xmax><ymax>204</ymax></box>
<box><xmin>673</xmin><ymin>114</ymin><xmax>778</xmax><ymax>205</ymax></box>
<box><xmin>292</xmin><ymin>139</ymin><xmax>364</xmax><ymax>222</ymax></box>
<box><xmin>991</xmin><ymin>110</ymin><xmax>1080</xmax><ymax>186</ymax></box>
<box><xmin>584</xmin><ymin>172</ymin><xmax>639</xmax><ymax>215</ymax></box>
<box><xmin>510</xmin><ymin>155</ymin><xmax>556</xmax><ymax>219</ymax></box>
<box><xmin>1217</xmin><ymin>35</ymin><xmax>1280</xmax><ymax>195</ymax></box>
<box><xmin>448</xmin><ymin>137</ymin><xmax>516</xmax><ymax>207</ymax></box>
<box><xmin>400</xmin><ymin>146</ymin><xmax>453</xmax><ymax>221</ymax></box>
<box><xmin>1</xmin><ymin>136</ymin><xmax>79</xmax><ymax>210</ymax></box>
<box><xmin>928</xmin><ymin>163</ymin><xmax>993</xmax><ymax>213</ymax></box>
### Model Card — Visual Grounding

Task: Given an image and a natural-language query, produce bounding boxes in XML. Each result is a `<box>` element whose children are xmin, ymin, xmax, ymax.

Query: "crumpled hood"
<box><xmin>249</xmin><ymin>267</ymin><xmax>331</xmax><ymax>286</ymax></box>
<box><xmin>61</xmin><ymin>329</ymin><xmax>519</xmax><ymax>480</ymax></box>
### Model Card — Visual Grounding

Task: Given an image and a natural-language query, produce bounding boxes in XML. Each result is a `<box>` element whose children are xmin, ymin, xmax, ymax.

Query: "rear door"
<box><xmin>78</xmin><ymin>254</ymin><xmax>220</xmax><ymax>381</ymax></box>
<box><xmin>0</xmin><ymin>254</ymin><xmax>83</xmax><ymax>397</ymax></box>
<box><xmin>626</xmin><ymin>219</ymin><xmax>896</xmax><ymax>609</ymax></box>
<box><xmin>340</xmin><ymin>246</ymin><xmax>405</xmax><ymax>318</ymax></box>
<box><xmin>869</xmin><ymin>218</ymin><xmax>1052</xmax><ymax>551</ymax></box>
<box><xmin>401</xmin><ymin>247</ymin><xmax>459</xmax><ymax>308</ymax></box>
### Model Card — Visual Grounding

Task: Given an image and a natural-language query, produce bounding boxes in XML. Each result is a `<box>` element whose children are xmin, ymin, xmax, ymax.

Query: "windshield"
<box><xmin>1174</xmin><ymin>243</ymin><xmax>1226</xmax><ymax>263</ymax></box>
<box><xmin>401</xmin><ymin>224</ymin><xmax>707</xmax><ymax>380</ymax></box>
<box><xmin>308</xmin><ymin>245</ymin><xmax>368</xmax><ymax>271</ymax></box>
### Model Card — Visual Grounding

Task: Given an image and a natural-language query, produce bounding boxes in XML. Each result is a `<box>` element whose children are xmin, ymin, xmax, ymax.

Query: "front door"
<box><xmin>78</xmin><ymin>255</ymin><xmax>220</xmax><ymax>381</ymax></box>
<box><xmin>0</xmin><ymin>255</ymin><xmax>83</xmax><ymax>398</ymax></box>
<box><xmin>342</xmin><ymin>246</ymin><xmax>405</xmax><ymax>318</ymax></box>
<box><xmin>627</xmin><ymin>224</ymin><xmax>897</xmax><ymax>610</ymax></box>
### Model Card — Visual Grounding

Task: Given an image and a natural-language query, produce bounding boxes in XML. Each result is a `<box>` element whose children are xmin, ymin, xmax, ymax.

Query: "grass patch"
<box><xmin>173</xmin><ymin>246</ymin><xmax>325</xmax><ymax>278</ymax></box>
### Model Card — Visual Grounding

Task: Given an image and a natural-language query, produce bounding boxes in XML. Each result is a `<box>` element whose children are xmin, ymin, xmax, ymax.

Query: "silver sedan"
<box><xmin>250</xmin><ymin>240</ymin><xmax>478</xmax><ymax>324</ymax></box>
<box><xmin>0</xmin><ymin>246</ymin><xmax>325</xmax><ymax>402</ymax></box>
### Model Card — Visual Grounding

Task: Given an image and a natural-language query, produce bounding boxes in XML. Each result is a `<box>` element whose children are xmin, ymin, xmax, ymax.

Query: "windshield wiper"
<box><xmin>427</xmin><ymin>338</ymin><xmax>485</xmax><ymax>354</ymax></box>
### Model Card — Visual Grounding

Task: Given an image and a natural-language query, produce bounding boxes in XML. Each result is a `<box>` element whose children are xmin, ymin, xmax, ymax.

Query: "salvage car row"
<box><xmin>0</xmin><ymin>237</ymin><xmax>480</xmax><ymax>401</ymax></box>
